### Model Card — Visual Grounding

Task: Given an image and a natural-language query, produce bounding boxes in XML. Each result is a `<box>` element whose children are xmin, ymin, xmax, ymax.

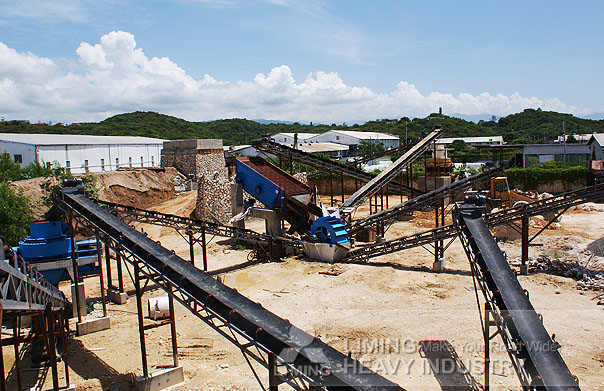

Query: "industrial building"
<box><xmin>0</xmin><ymin>133</ymin><xmax>164</xmax><ymax>174</ymax></box>
<box><xmin>522</xmin><ymin>143</ymin><xmax>591</xmax><ymax>167</ymax></box>
<box><xmin>588</xmin><ymin>133</ymin><xmax>604</xmax><ymax>160</ymax></box>
<box><xmin>306</xmin><ymin>130</ymin><xmax>400</xmax><ymax>148</ymax></box>
<box><xmin>437</xmin><ymin>135</ymin><xmax>504</xmax><ymax>148</ymax></box>
<box><xmin>270</xmin><ymin>132</ymin><xmax>318</xmax><ymax>144</ymax></box>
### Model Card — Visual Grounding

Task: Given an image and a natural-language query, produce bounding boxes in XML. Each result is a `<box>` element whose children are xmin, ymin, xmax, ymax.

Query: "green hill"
<box><xmin>1</xmin><ymin>109</ymin><xmax>602</xmax><ymax>145</ymax></box>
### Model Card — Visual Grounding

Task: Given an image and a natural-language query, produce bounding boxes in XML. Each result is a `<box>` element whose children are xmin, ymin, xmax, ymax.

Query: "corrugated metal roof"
<box><xmin>0</xmin><ymin>133</ymin><xmax>165</xmax><ymax>146</ymax></box>
<box><xmin>293</xmin><ymin>142</ymin><xmax>349</xmax><ymax>153</ymax></box>
<box><xmin>589</xmin><ymin>133</ymin><xmax>604</xmax><ymax>146</ymax></box>
<box><xmin>273</xmin><ymin>132</ymin><xmax>318</xmax><ymax>140</ymax></box>
<box><xmin>321</xmin><ymin>130</ymin><xmax>399</xmax><ymax>140</ymax></box>
<box><xmin>437</xmin><ymin>136</ymin><xmax>504</xmax><ymax>144</ymax></box>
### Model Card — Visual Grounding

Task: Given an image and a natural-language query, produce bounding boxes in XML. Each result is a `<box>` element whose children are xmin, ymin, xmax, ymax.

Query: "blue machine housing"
<box><xmin>310</xmin><ymin>216</ymin><xmax>349</xmax><ymax>245</ymax></box>
<box><xmin>17</xmin><ymin>221</ymin><xmax>99</xmax><ymax>285</ymax></box>
<box><xmin>235</xmin><ymin>159</ymin><xmax>284</xmax><ymax>209</ymax></box>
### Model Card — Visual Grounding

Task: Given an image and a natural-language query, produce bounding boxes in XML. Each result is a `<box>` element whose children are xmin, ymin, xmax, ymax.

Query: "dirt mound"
<box><xmin>10</xmin><ymin>176</ymin><xmax>59</xmax><ymax>220</ymax></box>
<box><xmin>10</xmin><ymin>168</ymin><xmax>184</xmax><ymax>219</ymax></box>
<box><xmin>96</xmin><ymin>167</ymin><xmax>183</xmax><ymax>207</ymax></box>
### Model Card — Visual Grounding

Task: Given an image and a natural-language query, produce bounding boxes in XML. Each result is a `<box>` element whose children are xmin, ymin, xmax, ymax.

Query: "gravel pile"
<box><xmin>586</xmin><ymin>237</ymin><xmax>604</xmax><ymax>257</ymax></box>
<box><xmin>529</xmin><ymin>255</ymin><xmax>604</xmax><ymax>291</ymax></box>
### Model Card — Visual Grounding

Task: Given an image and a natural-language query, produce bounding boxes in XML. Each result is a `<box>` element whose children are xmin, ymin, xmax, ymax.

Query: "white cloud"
<box><xmin>0</xmin><ymin>31</ymin><xmax>596</xmax><ymax>123</ymax></box>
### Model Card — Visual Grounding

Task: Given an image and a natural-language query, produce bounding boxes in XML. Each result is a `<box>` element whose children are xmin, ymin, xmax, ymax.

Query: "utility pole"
<box><xmin>563</xmin><ymin>121</ymin><xmax>567</xmax><ymax>164</ymax></box>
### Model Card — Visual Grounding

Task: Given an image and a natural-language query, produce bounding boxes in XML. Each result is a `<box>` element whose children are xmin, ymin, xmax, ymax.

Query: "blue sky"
<box><xmin>1</xmin><ymin>0</ymin><xmax>603</xmax><ymax>123</ymax></box>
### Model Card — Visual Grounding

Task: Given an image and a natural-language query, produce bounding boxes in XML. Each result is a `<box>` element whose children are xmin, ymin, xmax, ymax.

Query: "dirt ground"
<box><xmin>5</xmin><ymin>191</ymin><xmax>604</xmax><ymax>391</ymax></box>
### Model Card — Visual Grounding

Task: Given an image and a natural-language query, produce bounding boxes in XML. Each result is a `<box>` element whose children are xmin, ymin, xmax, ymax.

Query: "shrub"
<box><xmin>0</xmin><ymin>183</ymin><xmax>33</xmax><ymax>246</ymax></box>
<box><xmin>505</xmin><ymin>162</ymin><xmax>589</xmax><ymax>190</ymax></box>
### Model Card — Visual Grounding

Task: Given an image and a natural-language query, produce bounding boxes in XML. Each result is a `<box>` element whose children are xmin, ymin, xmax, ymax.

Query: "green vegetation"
<box><xmin>0</xmin><ymin>182</ymin><xmax>33</xmax><ymax>246</ymax></box>
<box><xmin>0</xmin><ymin>153</ymin><xmax>74</xmax><ymax>245</ymax></box>
<box><xmin>504</xmin><ymin>162</ymin><xmax>589</xmax><ymax>190</ymax></box>
<box><xmin>2</xmin><ymin>108</ymin><xmax>601</xmax><ymax>146</ymax></box>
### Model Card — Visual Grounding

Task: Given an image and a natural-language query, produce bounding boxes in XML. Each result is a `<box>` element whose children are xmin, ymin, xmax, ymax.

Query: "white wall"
<box><xmin>37</xmin><ymin>143</ymin><xmax>163</xmax><ymax>174</ymax></box>
<box><xmin>272</xmin><ymin>134</ymin><xmax>295</xmax><ymax>144</ymax></box>
<box><xmin>0</xmin><ymin>141</ymin><xmax>37</xmax><ymax>167</ymax></box>
<box><xmin>308</xmin><ymin>131</ymin><xmax>399</xmax><ymax>148</ymax></box>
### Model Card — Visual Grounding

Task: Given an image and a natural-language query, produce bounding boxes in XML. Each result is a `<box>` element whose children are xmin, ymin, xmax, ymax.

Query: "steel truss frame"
<box><xmin>454</xmin><ymin>206</ymin><xmax>579</xmax><ymax>390</ymax></box>
<box><xmin>341</xmin><ymin>128</ymin><xmax>443</xmax><ymax>209</ymax></box>
<box><xmin>345</xmin><ymin>179</ymin><xmax>604</xmax><ymax>263</ymax></box>
<box><xmin>55</xmin><ymin>189</ymin><xmax>404</xmax><ymax>391</ymax></box>
<box><xmin>0</xmin><ymin>250</ymin><xmax>67</xmax><ymax>312</ymax></box>
<box><xmin>99</xmin><ymin>200</ymin><xmax>302</xmax><ymax>250</ymax></box>
<box><xmin>454</xmin><ymin>209</ymin><xmax>533</xmax><ymax>389</ymax></box>
<box><xmin>253</xmin><ymin>138</ymin><xmax>423</xmax><ymax>196</ymax></box>
<box><xmin>348</xmin><ymin>168</ymin><xmax>501</xmax><ymax>236</ymax></box>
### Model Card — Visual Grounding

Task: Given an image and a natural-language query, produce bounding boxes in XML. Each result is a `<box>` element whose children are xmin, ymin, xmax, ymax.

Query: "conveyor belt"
<box><xmin>345</xmin><ymin>144</ymin><xmax>413</xmax><ymax>166</ymax></box>
<box><xmin>457</xmin><ymin>206</ymin><xmax>579</xmax><ymax>390</ymax></box>
<box><xmin>342</xmin><ymin>128</ymin><xmax>443</xmax><ymax>209</ymax></box>
<box><xmin>55</xmin><ymin>188</ymin><xmax>404</xmax><ymax>390</ymax></box>
<box><xmin>345</xmin><ymin>180</ymin><xmax>604</xmax><ymax>263</ymax></box>
<box><xmin>99</xmin><ymin>200</ymin><xmax>302</xmax><ymax>249</ymax></box>
<box><xmin>253</xmin><ymin>138</ymin><xmax>422</xmax><ymax>196</ymax></box>
<box><xmin>0</xmin><ymin>248</ymin><xmax>67</xmax><ymax>313</ymax></box>
<box><xmin>348</xmin><ymin>168</ymin><xmax>500</xmax><ymax>236</ymax></box>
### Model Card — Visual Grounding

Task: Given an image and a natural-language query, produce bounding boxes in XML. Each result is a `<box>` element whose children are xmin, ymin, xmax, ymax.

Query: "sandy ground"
<box><xmin>4</xmin><ymin>192</ymin><xmax>604</xmax><ymax>391</ymax></box>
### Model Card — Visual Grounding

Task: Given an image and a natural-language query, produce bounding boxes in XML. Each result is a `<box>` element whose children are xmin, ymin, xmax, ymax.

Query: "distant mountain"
<box><xmin>579</xmin><ymin>113</ymin><xmax>604</xmax><ymax>121</ymax></box>
<box><xmin>1</xmin><ymin>109</ymin><xmax>603</xmax><ymax>145</ymax></box>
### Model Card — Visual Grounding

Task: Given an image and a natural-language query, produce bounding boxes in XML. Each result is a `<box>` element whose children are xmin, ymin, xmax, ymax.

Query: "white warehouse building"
<box><xmin>306</xmin><ymin>130</ymin><xmax>400</xmax><ymax>149</ymax></box>
<box><xmin>0</xmin><ymin>133</ymin><xmax>165</xmax><ymax>174</ymax></box>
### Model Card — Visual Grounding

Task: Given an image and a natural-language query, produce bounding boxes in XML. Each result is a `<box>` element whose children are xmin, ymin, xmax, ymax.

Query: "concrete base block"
<box><xmin>77</xmin><ymin>317</ymin><xmax>111</xmax><ymax>336</ymax></box>
<box><xmin>107</xmin><ymin>288</ymin><xmax>128</xmax><ymax>304</ymax></box>
<box><xmin>432</xmin><ymin>258</ymin><xmax>446</xmax><ymax>272</ymax></box>
<box><xmin>135</xmin><ymin>366</ymin><xmax>184</xmax><ymax>391</ymax></box>
<box><xmin>71</xmin><ymin>283</ymin><xmax>87</xmax><ymax>318</ymax></box>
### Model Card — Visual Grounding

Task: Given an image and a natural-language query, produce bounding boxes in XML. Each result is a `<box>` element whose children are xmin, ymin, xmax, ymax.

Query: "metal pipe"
<box><xmin>201</xmin><ymin>226</ymin><xmax>208</xmax><ymax>272</ymax></box>
<box><xmin>134</xmin><ymin>260</ymin><xmax>149</xmax><ymax>377</ymax></box>
<box><xmin>169</xmin><ymin>288</ymin><xmax>179</xmax><ymax>367</ymax></box>
<box><xmin>96</xmin><ymin>236</ymin><xmax>107</xmax><ymax>317</ymax></box>
<box><xmin>0</xmin><ymin>310</ymin><xmax>5</xmax><ymax>391</ymax></box>
<box><xmin>521</xmin><ymin>216</ymin><xmax>529</xmax><ymax>274</ymax></box>
<box><xmin>104</xmin><ymin>234</ymin><xmax>113</xmax><ymax>290</ymax></box>
<box><xmin>68</xmin><ymin>215</ymin><xmax>83</xmax><ymax>324</ymax></box>
<box><xmin>46</xmin><ymin>306</ymin><xmax>60</xmax><ymax>390</ymax></box>
<box><xmin>269</xmin><ymin>352</ymin><xmax>279</xmax><ymax>391</ymax></box>
<box><xmin>484</xmin><ymin>302</ymin><xmax>491</xmax><ymax>391</ymax></box>
<box><xmin>11</xmin><ymin>318</ymin><xmax>21</xmax><ymax>391</ymax></box>
<box><xmin>116</xmin><ymin>249</ymin><xmax>125</xmax><ymax>293</ymax></box>
<box><xmin>188</xmin><ymin>231</ymin><xmax>195</xmax><ymax>266</ymax></box>
<box><xmin>59</xmin><ymin>310</ymin><xmax>70</xmax><ymax>387</ymax></box>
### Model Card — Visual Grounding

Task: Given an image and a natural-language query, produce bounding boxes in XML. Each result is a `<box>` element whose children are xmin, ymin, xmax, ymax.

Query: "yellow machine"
<box><xmin>489</xmin><ymin>177</ymin><xmax>538</xmax><ymax>208</ymax></box>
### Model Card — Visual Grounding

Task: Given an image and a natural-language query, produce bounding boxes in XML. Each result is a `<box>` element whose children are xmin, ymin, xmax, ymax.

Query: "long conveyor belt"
<box><xmin>342</xmin><ymin>128</ymin><xmax>443</xmax><ymax>209</ymax></box>
<box><xmin>345</xmin><ymin>144</ymin><xmax>413</xmax><ymax>166</ymax></box>
<box><xmin>345</xmin><ymin>179</ymin><xmax>604</xmax><ymax>263</ymax></box>
<box><xmin>55</xmin><ymin>187</ymin><xmax>404</xmax><ymax>390</ymax></box>
<box><xmin>348</xmin><ymin>168</ymin><xmax>501</xmax><ymax>236</ymax></box>
<box><xmin>457</xmin><ymin>206</ymin><xmax>579</xmax><ymax>390</ymax></box>
<box><xmin>252</xmin><ymin>138</ymin><xmax>423</xmax><ymax>196</ymax></box>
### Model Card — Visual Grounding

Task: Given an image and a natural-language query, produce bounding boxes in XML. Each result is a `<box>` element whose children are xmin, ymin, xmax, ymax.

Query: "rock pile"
<box><xmin>293</xmin><ymin>172</ymin><xmax>309</xmax><ymax>186</ymax></box>
<box><xmin>587</xmin><ymin>237</ymin><xmax>604</xmax><ymax>257</ymax></box>
<box><xmin>528</xmin><ymin>255</ymin><xmax>604</xmax><ymax>291</ymax></box>
<box><xmin>196</xmin><ymin>171</ymin><xmax>232</xmax><ymax>225</ymax></box>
